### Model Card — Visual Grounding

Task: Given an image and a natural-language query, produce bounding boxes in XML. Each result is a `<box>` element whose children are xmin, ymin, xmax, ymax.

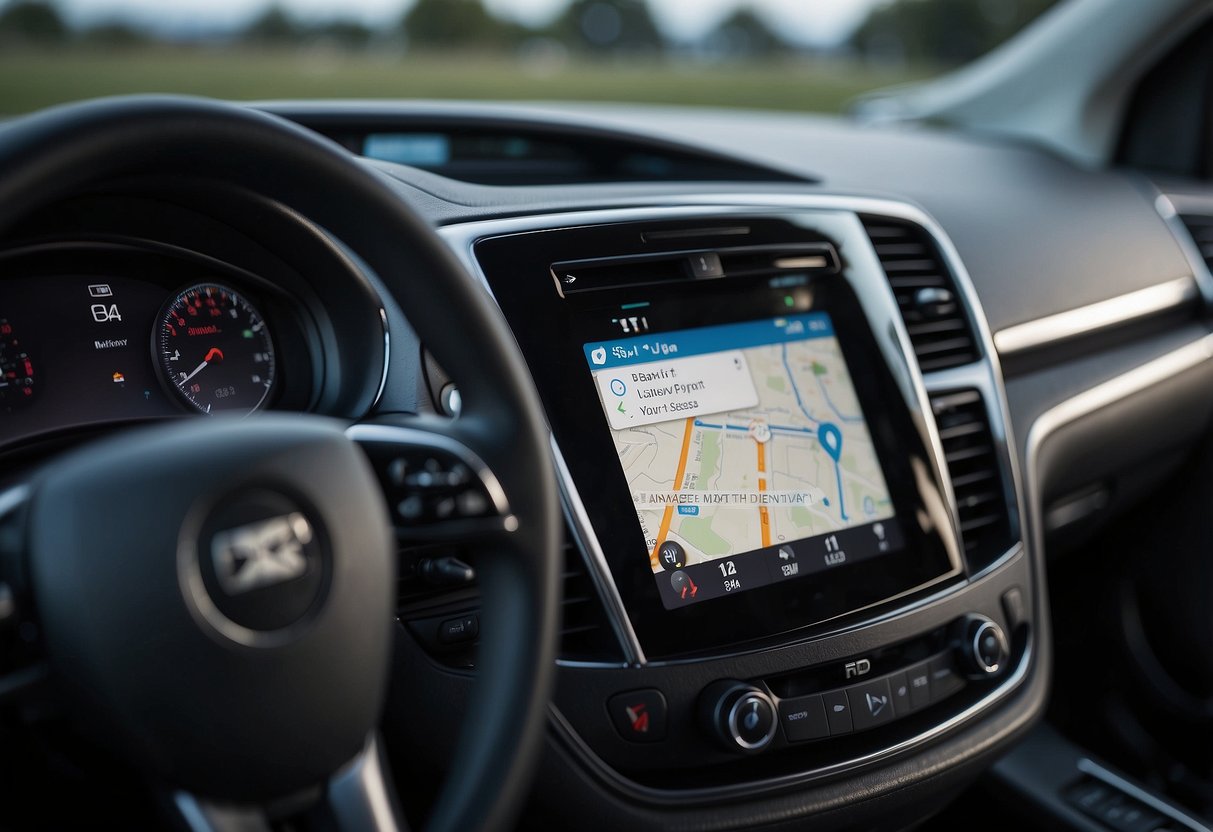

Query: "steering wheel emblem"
<box><xmin>211</xmin><ymin>512</ymin><xmax>313</xmax><ymax>596</ymax></box>
<box><xmin>181</xmin><ymin>487</ymin><xmax>332</xmax><ymax>648</ymax></box>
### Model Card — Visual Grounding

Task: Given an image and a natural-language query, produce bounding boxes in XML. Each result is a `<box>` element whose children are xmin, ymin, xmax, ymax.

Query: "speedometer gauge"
<box><xmin>154</xmin><ymin>283</ymin><xmax>276</xmax><ymax>415</ymax></box>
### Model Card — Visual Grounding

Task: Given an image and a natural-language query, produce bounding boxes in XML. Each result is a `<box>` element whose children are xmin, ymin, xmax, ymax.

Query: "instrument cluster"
<box><xmin>0</xmin><ymin>244</ymin><xmax>317</xmax><ymax>449</ymax></box>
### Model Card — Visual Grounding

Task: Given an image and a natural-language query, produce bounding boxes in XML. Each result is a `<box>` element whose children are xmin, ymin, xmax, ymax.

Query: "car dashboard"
<box><xmin>2</xmin><ymin>95</ymin><xmax>1212</xmax><ymax>832</ymax></box>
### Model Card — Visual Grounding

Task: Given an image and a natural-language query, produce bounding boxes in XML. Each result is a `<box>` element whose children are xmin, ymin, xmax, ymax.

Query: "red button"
<box><xmin>607</xmin><ymin>689</ymin><xmax>667</xmax><ymax>743</ymax></box>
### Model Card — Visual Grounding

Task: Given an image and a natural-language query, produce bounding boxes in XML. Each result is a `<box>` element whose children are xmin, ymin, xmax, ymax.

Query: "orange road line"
<box><xmin>757</xmin><ymin>441</ymin><xmax>770</xmax><ymax>547</ymax></box>
<box><xmin>651</xmin><ymin>417</ymin><xmax>696</xmax><ymax>568</ymax></box>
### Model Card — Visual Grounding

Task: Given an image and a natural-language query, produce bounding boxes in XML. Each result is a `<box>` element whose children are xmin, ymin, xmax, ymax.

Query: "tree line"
<box><xmin>0</xmin><ymin>0</ymin><xmax>1058</xmax><ymax>66</ymax></box>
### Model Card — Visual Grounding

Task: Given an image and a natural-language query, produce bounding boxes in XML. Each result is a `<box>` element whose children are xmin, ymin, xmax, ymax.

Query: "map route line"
<box><xmin>782</xmin><ymin>342</ymin><xmax>821</xmax><ymax>425</ymax></box>
<box><xmin>650</xmin><ymin>416</ymin><xmax>696</xmax><ymax>568</ymax></box>
<box><xmin>696</xmin><ymin>420</ymin><xmax>815</xmax><ymax>436</ymax></box>
<box><xmin>834</xmin><ymin>461</ymin><xmax>849</xmax><ymax>522</ymax></box>
<box><xmin>815</xmin><ymin>372</ymin><xmax>863</xmax><ymax>424</ymax></box>
<box><xmin>757</xmin><ymin>437</ymin><xmax>770</xmax><ymax>548</ymax></box>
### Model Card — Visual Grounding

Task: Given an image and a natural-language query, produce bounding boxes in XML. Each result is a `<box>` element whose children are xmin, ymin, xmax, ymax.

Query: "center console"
<box><xmin>433</xmin><ymin>198</ymin><xmax>1035</xmax><ymax>809</ymax></box>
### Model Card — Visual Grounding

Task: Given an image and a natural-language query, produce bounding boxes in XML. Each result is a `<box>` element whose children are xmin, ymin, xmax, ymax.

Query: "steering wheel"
<box><xmin>0</xmin><ymin>97</ymin><xmax>561</xmax><ymax>832</ymax></box>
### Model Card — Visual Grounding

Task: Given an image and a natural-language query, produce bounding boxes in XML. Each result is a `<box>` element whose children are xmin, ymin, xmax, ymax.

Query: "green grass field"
<box><xmin>0</xmin><ymin>47</ymin><xmax>927</xmax><ymax>115</ymax></box>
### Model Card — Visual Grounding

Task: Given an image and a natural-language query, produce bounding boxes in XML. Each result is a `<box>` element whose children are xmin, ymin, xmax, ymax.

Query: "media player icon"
<box><xmin>866</xmin><ymin>693</ymin><xmax>888</xmax><ymax>717</ymax></box>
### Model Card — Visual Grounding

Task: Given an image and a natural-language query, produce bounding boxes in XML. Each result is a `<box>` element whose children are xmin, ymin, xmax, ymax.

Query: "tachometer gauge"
<box><xmin>0</xmin><ymin>318</ymin><xmax>35</xmax><ymax>411</ymax></box>
<box><xmin>154</xmin><ymin>283</ymin><xmax>276</xmax><ymax>415</ymax></box>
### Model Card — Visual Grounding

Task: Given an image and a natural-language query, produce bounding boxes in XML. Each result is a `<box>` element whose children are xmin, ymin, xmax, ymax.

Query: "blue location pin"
<box><xmin>819</xmin><ymin>422</ymin><xmax>842</xmax><ymax>462</ymax></box>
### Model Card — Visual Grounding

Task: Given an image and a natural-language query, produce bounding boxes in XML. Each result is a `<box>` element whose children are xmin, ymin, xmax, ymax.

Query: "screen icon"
<box><xmin>658</xmin><ymin>541</ymin><xmax>685</xmax><ymax>570</ymax></box>
<box><xmin>88</xmin><ymin>283</ymin><xmax>113</xmax><ymax>298</ymax></box>
<box><xmin>670</xmin><ymin>570</ymin><xmax>697</xmax><ymax>600</ymax></box>
<box><xmin>590</xmin><ymin>346</ymin><xmax>607</xmax><ymax>365</ymax></box>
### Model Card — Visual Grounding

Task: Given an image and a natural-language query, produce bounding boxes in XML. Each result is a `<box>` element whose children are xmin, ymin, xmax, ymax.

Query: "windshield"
<box><xmin>0</xmin><ymin>0</ymin><xmax>1059</xmax><ymax>116</ymax></box>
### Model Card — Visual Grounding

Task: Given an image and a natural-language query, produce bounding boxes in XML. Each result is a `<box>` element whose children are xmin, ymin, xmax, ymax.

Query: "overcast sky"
<box><xmin>52</xmin><ymin>0</ymin><xmax>883</xmax><ymax>45</ymax></box>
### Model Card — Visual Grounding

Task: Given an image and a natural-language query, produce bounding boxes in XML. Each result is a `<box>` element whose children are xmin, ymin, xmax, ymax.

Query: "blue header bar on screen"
<box><xmin>583</xmin><ymin>312</ymin><xmax>835</xmax><ymax>371</ymax></box>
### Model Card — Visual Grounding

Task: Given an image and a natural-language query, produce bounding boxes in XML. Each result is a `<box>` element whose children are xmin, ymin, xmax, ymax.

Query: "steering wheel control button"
<box><xmin>848</xmin><ymin>677</ymin><xmax>896</xmax><ymax>730</ymax></box>
<box><xmin>778</xmin><ymin>694</ymin><xmax>829</xmax><ymax>743</ymax></box>
<box><xmin>190</xmin><ymin>488</ymin><xmax>331</xmax><ymax>643</ymax></box>
<box><xmin>957</xmin><ymin>615</ymin><xmax>1010</xmax><ymax>678</ymax></box>
<box><xmin>437</xmin><ymin>614</ymin><xmax>478</xmax><ymax>645</ymax></box>
<box><xmin>822</xmin><ymin>689</ymin><xmax>853</xmax><ymax>735</ymax></box>
<box><xmin>358</xmin><ymin>439</ymin><xmax>503</xmax><ymax>529</ymax></box>
<box><xmin>608</xmin><ymin>689</ymin><xmax>667</xmax><ymax>743</ymax></box>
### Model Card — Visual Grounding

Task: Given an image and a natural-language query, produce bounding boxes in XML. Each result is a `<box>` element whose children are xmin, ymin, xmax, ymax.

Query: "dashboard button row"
<box><xmin>778</xmin><ymin>654</ymin><xmax>966</xmax><ymax>743</ymax></box>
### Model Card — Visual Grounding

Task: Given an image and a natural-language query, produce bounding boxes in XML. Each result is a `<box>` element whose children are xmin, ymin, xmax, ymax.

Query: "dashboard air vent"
<box><xmin>930</xmin><ymin>389</ymin><xmax>1014</xmax><ymax>570</ymax></box>
<box><xmin>395</xmin><ymin>524</ymin><xmax>624</xmax><ymax>663</ymax></box>
<box><xmin>861</xmin><ymin>217</ymin><xmax>980</xmax><ymax>372</ymax></box>
<box><xmin>560</xmin><ymin>530</ymin><xmax>626</xmax><ymax>663</ymax></box>
<box><xmin>1179</xmin><ymin>214</ymin><xmax>1213</xmax><ymax>275</ymax></box>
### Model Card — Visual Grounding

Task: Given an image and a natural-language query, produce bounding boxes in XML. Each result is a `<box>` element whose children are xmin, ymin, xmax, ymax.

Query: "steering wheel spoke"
<box><xmin>348</xmin><ymin>418</ymin><xmax>519</xmax><ymax>547</ymax></box>
<box><xmin>173</xmin><ymin>737</ymin><xmax>408</xmax><ymax>832</ymax></box>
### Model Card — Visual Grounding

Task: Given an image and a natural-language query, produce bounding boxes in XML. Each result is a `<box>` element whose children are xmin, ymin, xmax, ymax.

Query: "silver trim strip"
<box><xmin>1156</xmin><ymin>192</ymin><xmax>1213</xmax><ymax>303</ymax></box>
<box><xmin>1077</xmin><ymin>758</ymin><xmax>1211</xmax><ymax>832</ymax></box>
<box><xmin>992</xmin><ymin>276</ymin><xmax>1197</xmax><ymax>356</ymax></box>
<box><xmin>551</xmin><ymin>436</ymin><xmax>646</xmax><ymax>665</ymax></box>
<box><xmin>1025</xmin><ymin>334</ymin><xmax>1213</xmax><ymax>455</ymax></box>
<box><xmin>372</xmin><ymin>307</ymin><xmax>390</xmax><ymax>411</ymax></box>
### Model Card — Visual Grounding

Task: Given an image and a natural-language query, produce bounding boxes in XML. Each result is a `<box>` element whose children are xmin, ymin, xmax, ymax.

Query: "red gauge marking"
<box><xmin>204</xmin><ymin>348</ymin><xmax>224</xmax><ymax>363</ymax></box>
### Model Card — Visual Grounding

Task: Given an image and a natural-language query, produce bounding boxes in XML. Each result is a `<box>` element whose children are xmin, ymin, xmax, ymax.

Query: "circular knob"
<box><xmin>957</xmin><ymin>615</ymin><xmax>1009</xmax><ymax>678</ymax></box>
<box><xmin>699</xmin><ymin>680</ymin><xmax>778</xmax><ymax>753</ymax></box>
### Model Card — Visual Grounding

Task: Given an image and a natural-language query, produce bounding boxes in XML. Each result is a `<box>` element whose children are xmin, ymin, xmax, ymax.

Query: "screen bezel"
<box><xmin>474</xmin><ymin>215</ymin><xmax>965</xmax><ymax>659</ymax></box>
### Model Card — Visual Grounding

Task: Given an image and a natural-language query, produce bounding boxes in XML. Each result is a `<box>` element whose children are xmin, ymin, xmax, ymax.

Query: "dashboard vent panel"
<box><xmin>861</xmin><ymin>217</ymin><xmax>980</xmax><ymax>372</ymax></box>
<box><xmin>931</xmin><ymin>389</ymin><xmax>1014</xmax><ymax>571</ymax></box>
<box><xmin>1179</xmin><ymin>214</ymin><xmax>1213</xmax><ymax>275</ymax></box>
<box><xmin>559</xmin><ymin>530</ymin><xmax>627</xmax><ymax>663</ymax></box>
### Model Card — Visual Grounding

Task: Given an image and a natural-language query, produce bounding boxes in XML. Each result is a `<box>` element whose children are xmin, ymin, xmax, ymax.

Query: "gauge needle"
<box><xmin>179</xmin><ymin>349</ymin><xmax>224</xmax><ymax>385</ymax></box>
<box><xmin>179</xmin><ymin>360</ymin><xmax>209</xmax><ymax>385</ymax></box>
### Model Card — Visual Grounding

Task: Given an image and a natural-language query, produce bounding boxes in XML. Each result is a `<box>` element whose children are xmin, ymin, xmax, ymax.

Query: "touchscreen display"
<box><xmin>584</xmin><ymin>312</ymin><xmax>905</xmax><ymax>609</ymax></box>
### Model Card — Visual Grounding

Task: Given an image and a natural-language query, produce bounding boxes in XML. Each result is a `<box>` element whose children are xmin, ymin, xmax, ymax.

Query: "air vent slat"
<box><xmin>890</xmin><ymin>277</ymin><xmax>949</xmax><ymax>292</ymax></box>
<box><xmin>906</xmin><ymin>319</ymin><xmax>969</xmax><ymax>337</ymax></box>
<box><xmin>937</xmin><ymin>421</ymin><xmax>987</xmax><ymax>441</ymax></box>
<box><xmin>862</xmin><ymin>217</ymin><xmax>979</xmax><ymax>371</ymax></box>
<box><xmin>913</xmin><ymin>335</ymin><xmax>976</xmax><ymax>358</ymax></box>
<box><xmin>558</xmin><ymin>533</ymin><xmax>626</xmax><ymax>662</ymax></box>
<box><xmin>930</xmin><ymin>389</ymin><xmax>1015</xmax><ymax>571</ymax></box>
<box><xmin>882</xmin><ymin>260</ymin><xmax>945</xmax><ymax>275</ymax></box>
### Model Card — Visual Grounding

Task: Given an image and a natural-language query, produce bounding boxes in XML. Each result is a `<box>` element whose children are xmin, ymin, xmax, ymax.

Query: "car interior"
<box><xmin>1</xmin><ymin>0</ymin><xmax>1212</xmax><ymax>829</ymax></box>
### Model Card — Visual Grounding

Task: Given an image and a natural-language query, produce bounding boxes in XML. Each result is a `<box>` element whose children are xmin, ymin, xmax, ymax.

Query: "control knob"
<box><xmin>699</xmin><ymin>680</ymin><xmax>778</xmax><ymax>754</ymax></box>
<box><xmin>956</xmin><ymin>615</ymin><xmax>1009</xmax><ymax>678</ymax></box>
